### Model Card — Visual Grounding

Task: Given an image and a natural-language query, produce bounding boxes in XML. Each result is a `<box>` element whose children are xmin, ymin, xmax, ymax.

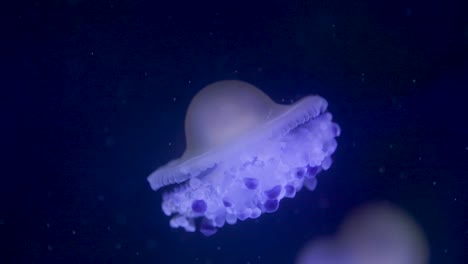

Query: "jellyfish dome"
<box><xmin>147</xmin><ymin>80</ymin><xmax>341</xmax><ymax>235</ymax></box>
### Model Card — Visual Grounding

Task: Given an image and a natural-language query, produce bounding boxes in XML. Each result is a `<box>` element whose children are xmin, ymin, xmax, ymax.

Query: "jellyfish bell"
<box><xmin>184</xmin><ymin>80</ymin><xmax>283</xmax><ymax>156</ymax></box>
<box><xmin>148</xmin><ymin>80</ymin><xmax>332</xmax><ymax>190</ymax></box>
<box><xmin>148</xmin><ymin>80</ymin><xmax>340</xmax><ymax>235</ymax></box>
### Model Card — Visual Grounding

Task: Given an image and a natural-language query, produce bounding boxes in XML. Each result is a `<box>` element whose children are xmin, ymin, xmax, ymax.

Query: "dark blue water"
<box><xmin>2</xmin><ymin>0</ymin><xmax>467</xmax><ymax>263</ymax></box>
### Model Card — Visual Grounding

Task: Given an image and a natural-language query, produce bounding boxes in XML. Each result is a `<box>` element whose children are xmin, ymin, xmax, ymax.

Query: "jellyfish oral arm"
<box><xmin>158</xmin><ymin>113</ymin><xmax>340</xmax><ymax>235</ymax></box>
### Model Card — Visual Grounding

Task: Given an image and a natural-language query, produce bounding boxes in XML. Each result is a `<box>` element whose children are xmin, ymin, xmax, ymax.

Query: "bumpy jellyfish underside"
<box><xmin>147</xmin><ymin>80</ymin><xmax>340</xmax><ymax>235</ymax></box>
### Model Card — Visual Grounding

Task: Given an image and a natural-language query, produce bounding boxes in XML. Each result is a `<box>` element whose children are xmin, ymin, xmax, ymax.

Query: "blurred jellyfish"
<box><xmin>296</xmin><ymin>202</ymin><xmax>429</xmax><ymax>264</ymax></box>
<box><xmin>147</xmin><ymin>80</ymin><xmax>340</xmax><ymax>235</ymax></box>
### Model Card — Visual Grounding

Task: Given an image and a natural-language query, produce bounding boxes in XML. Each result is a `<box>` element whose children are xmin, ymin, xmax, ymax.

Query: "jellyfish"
<box><xmin>295</xmin><ymin>202</ymin><xmax>429</xmax><ymax>264</ymax></box>
<box><xmin>147</xmin><ymin>80</ymin><xmax>341</xmax><ymax>235</ymax></box>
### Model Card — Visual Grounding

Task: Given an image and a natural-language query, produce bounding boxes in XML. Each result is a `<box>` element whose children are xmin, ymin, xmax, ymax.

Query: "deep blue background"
<box><xmin>2</xmin><ymin>0</ymin><xmax>467</xmax><ymax>263</ymax></box>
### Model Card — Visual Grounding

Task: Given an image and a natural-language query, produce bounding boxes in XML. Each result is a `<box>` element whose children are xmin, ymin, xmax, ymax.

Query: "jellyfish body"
<box><xmin>147</xmin><ymin>80</ymin><xmax>340</xmax><ymax>235</ymax></box>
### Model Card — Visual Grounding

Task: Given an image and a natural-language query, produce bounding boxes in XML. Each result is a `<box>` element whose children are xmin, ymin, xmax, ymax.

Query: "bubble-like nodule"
<box><xmin>244</xmin><ymin>177</ymin><xmax>259</xmax><ymax>190</ymax></box>
<box><xmin>264</xmin><ymin>185</ymin><xmax>282</xmax><ymax>199</ymax></box>
<box><xmin>285</xmin><ymin>185</ymin><xmax>296</xmax><ymax>198</ymax></box>
<box><xmin>148</xmin><ymin>80</ymin><xmax>341</xmax><ymax>235</ymax></box>
<box><xmin>191</xmin><ymin>200</ymin><xmax>207</xmax><ymax>213</ymax></box>
<box><xmin>264</xmin><ymin>199</ymin><xmax>279</xmax><ymax>213</ymax></box>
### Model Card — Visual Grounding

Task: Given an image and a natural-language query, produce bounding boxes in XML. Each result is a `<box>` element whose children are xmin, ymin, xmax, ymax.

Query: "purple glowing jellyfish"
<box><xmin>147</xmin><ymin>80</ymin><xmax>340</xmax><ymax>235</ymax></box>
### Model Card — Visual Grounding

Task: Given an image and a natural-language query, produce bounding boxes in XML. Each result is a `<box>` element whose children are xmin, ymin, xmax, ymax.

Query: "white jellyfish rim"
<box><xmin>147</xmin><ymin>95</ymin><xmax>328</xmax><ymax>191</ymax></box>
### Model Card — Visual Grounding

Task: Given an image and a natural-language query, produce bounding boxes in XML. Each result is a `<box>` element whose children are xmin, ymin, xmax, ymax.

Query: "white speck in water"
<box><xmin>72</xmin><ymin>230</ymin><xmax>76</xmax><ymax>235</ymax></box>
<box><xmin>432</xmin><ymin>181</ymin><xmax>437</xmax><ymax>186</ymax></box>
<box><xmin>399</xmin><ymin>172</ymin><xmax>407</xmax><ymax>179</ymax></box>
<box><xmin>406</xmin><ymin>8</ymin><xmax>412</xmax><ymax>17</ymax></box>
<box><xmin>378</xmin><ymin>166</ymin><xmax>386</xmax><ymax>174</ymax></box>
<box><xmin>105</xmin><ymin>137</ymin><xmax>115</xmax><ymax>147</ymax></box>
<box><xmin>173</xmin><ymin>97</ymin><xmax>177</xmax><ymax>102</ymax></box>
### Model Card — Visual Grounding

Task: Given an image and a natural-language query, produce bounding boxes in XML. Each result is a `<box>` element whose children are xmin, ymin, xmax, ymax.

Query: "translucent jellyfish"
<box><xmin>296</xmin><ymin>202</ymin><xmax>429</xmax><ymax>264</ymax></box>
<box><xmin>147</xmin><ymin>80</ymin><xmax>341</xmax><ymax>235</ymax></box>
